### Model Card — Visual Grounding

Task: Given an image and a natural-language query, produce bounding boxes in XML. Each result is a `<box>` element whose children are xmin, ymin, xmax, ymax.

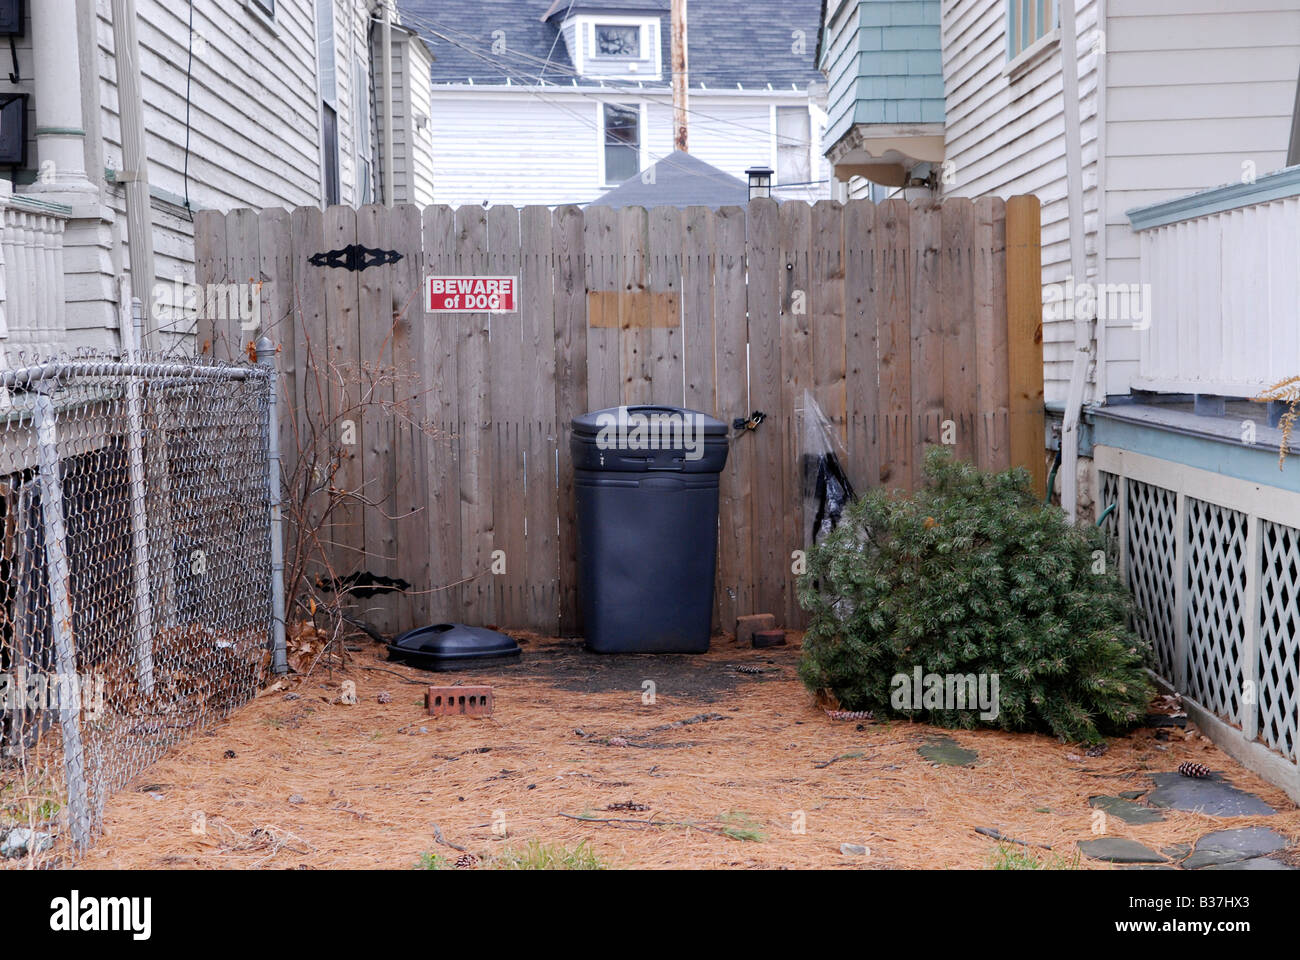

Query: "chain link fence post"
<box><xmin>29</xmin><ymin>382</ymin><xmax>92</xmax><ymax>849</ymax></box>
<box><xmin>124</xmin><ymin>293</ymin><xmax>155</xmax><ymax>695</ymax></box>
<box><xmin>258</xmin><ymin>336</ymin><xmax>288</xmax><ymax>675</ymax></box>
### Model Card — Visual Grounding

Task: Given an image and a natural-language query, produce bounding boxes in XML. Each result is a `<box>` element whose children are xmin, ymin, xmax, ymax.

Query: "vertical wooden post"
<box><xmin>746</xmin><ymin>199</ymin><xmax>783</xmax><ymax>620</ymax></box>
<box><xmin>671</xmin><ymin>0</ymin><xmax>689</xmax><ymax>152</ymax></box>
<box><xmin>713</xmin><ymin>205</ymin><xmax>751</xmax><ymax>630</ymax></box>
<box><xmin>1005</xmin><ymin>195</ymin><xmax>1045</xmax><ymax>494</ymax></box>
<box><xmin>553</xmin><ymin>205</ymin><xmax>588</xmax><ymax>633</ymax></box>
<box><xmin>422</xmin><ymin>204</ymin><xmax>462</xmax><ymax>624</ymax></box>
<box><xmin>876</xmin><ymin>198</ymin><xmax>911</xmax><ymax>489</ymax></box>
<box><xmin>843</xmin><ymin>199</ymin><xmax>878</xmax><ymax>492</ymax></box>
<box><xmin>973</xmin><ymin>197</ymin><xmax>1009</xmax><ymax>472</ymax></box>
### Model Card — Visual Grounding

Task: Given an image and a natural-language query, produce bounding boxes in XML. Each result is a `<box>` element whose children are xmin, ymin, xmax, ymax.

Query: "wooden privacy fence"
<box><xmin>194</xmin><ymin>197</ymin><xmax>1044</xmax><ymax>636</ymax></box>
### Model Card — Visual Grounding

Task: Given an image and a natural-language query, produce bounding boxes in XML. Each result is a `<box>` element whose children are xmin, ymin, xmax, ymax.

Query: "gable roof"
<box><xmin>397</xmin><ymin>0</ymin><xmax>825</xmax><ymax>88</ymax></box>
<box><xmin>589</xmin><ymin>150</ymin><xmax>749</xmax><ymax>208</ymax></box>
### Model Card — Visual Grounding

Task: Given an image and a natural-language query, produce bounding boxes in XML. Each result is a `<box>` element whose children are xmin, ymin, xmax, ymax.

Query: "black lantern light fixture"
<box><xmin>745</xmin><ymin>165</ymin><xmax>773</xmax><ymax>201</ymax></box>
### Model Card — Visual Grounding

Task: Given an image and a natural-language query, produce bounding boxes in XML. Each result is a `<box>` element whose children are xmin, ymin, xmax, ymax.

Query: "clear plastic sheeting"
<box><xmin>798</xmin><ymin>390</ymin><xmax>856</xmax><ymax>549</ymax></box>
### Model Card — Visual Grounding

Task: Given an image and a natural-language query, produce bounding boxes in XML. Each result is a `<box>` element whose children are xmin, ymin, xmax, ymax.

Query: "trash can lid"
<box><xmin>387</xmin><ymin>623</ymin><xmax>521</xmax><ymax>671</ymax></box>
<box><xmin>572</xmin><ymin>405</ymin><xmax>728</xmax><ymax>437</ymax></box>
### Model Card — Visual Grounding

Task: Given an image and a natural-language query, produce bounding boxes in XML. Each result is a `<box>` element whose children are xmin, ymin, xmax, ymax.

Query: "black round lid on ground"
<box><xmin>387</xmin><ymin>623</ymin><xmax>521</xmax><ymax>670</ymax></box>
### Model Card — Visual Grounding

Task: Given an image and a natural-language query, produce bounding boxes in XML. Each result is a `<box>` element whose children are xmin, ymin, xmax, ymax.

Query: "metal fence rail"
<box><xmin>0</xmin><ymin>344</ymin><xmax>283</xmax><ymax>861</ymax></box>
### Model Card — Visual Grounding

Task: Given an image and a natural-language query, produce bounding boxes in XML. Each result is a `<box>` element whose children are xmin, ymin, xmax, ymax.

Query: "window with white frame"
<box><xmin>776</xmin><ymin>106</ymin><xmax>811</xmax><ymax>186</ymax></box>
<box><xmin>315</xmin><ymin>0</ymin><xmax>339</xmax><ymax>204</ymax></box>
<box><xmin>602</xmin><ymin>103</ymin><xmax>640</xmax><ymax>185</ymax></box>
<box><xmin>573</xmin><ymin>16</ymin><xmax>660</xmax><ymax>78</ymax></box>
<box><xmin>1007</xmin><ymin>0</ymin><xmax>1058</xmax><ymax>60</ymax></box>
<box><xmin>354</xmin><ymin>59</ymin><xmax>373</xmax><ymax>205</ymax></box>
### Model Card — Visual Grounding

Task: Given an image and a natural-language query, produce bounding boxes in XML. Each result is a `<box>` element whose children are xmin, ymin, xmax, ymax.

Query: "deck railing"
<box><xmin>1128</xmin><ymin>167</ymin><xmax>1300</xmax><ymax>397</ymax></box>
<box><xmin>0</xmin><ymin>188</ymin><xmax>69</xmax><ymax>364</ymax></box>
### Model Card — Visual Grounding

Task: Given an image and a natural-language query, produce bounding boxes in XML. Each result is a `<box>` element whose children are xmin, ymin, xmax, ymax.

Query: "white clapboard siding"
<box><xmin>1101</xmin><ymin>0</ymin><xmax>1300</xmax><ymax>397</ymax></box>
<box><xmin>1135</xmin><ymin>195</ymin><xmax>1300</xmax><ymax>395</ymax></box>
<box><xmin>940</xmin><ymin>0</ymin><xmax>1101</xmax><ymax>405</ymax></box>
<box><xmin>426</xmin><ymin>88</ymin><xmax>827</xmax><ymax>207</ymax></box>
<box><xmin>95</xmin><ymin>0</ymin><xmax>322</xmax><ymax>212</ymax></box>
<box><xmin>88</xmin><ymin>0</ymin><xmax>324</xmax><ymax>334</ymax></box>
<box><xmin>374</xmin><ymin>25</ymin><xmax>437</xmax><ymax>206</ymax></box>
<box><xmin>86</xmin><ymin>0</ymin><xmax>381</xmax><ymax>351</ymax></box>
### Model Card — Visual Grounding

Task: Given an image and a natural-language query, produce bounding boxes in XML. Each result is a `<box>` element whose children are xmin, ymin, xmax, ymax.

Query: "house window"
<box><xmin>1007</xmin><ymin>0</ymin><xmax>1057</xmax><ymax>60</ymax></box>
<box><xmin>594</xmin><ymin>24</ymin><xmax>641</xmax><ymax>59</ymax></box>
<box><xmin>354</xmin><ymin>60</ymin><xmax>373</xmax><ymax>205</ymax></box>
<box><xmin>249</xmin><ymin>0</ymin><xmax>275</xmax><ymax>18</ymax></box>
<box><xmin>776</xmin><ymin>106</ymin><xmax>811</xmax><ymax>186</ymax></box>
<box><xmin>322</xmin><ymin>103</ymin><xmax>340</xmax><ymax>206</ymax></box>
<box><xmin>603</xmin><ymin>103</ymin><xmax>640</xmax><ymax>185</ymax></box>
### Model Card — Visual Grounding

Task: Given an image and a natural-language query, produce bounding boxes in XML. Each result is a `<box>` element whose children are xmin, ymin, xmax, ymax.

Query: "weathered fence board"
<box><xmin>197</xmin><ymin>197</ymin><xmax>1043</xmax><ymax>636</ymax></box>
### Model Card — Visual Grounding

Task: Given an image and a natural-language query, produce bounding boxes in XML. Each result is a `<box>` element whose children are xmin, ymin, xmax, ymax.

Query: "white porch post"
<box><xmin>26</xmin><ymin>0</ymin><xmax>97</xmax><ymax>196</ymax></box>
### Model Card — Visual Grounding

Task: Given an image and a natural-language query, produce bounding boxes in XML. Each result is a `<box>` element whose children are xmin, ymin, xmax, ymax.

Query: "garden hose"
<box><xmin>1045</xmin><ymin>444</ymin><xmax>1062</xmax><ymax>505</ymax></box>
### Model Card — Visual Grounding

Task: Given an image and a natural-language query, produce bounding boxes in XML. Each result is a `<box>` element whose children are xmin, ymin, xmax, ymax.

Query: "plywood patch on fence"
<box><xmin>586</xmin><ymin>291</ymin><xmax>681</xmax><ymax>328</ymax></box>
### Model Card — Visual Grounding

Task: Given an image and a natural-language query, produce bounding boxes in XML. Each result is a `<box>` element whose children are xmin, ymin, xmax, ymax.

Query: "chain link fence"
<box><xmin>0</xmin><ymin>346</ymin><xmax>285</xmax><ymax>864</ymax></box>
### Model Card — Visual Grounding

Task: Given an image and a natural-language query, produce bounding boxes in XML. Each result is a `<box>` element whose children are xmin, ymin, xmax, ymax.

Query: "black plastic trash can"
<box><xmin>571</xmin><ymin>405</ymin><xmax>729</xmax><ymax>653</ymax></box>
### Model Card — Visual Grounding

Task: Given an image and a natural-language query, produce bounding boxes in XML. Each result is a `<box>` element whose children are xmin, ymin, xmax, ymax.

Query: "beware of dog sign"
<box><xmin>426</xmin><ymin>276</ymin><xmax>517</xmax><ymax>313</ymax></box>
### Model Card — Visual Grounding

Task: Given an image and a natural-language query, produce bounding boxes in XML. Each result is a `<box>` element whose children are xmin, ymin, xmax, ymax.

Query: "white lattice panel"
<box><xmin>1125</xmin><ymin>478</ymin><xmax>1179</xmax><ymax>677</ymax></box>
<box><xmin>1259</xmin><ymin>521</ymin><xmax>1300</xmax><ymax>760</ymax></box>
<box><xmin>1185</xmin><ymin>498</ymin><xmax>1247</xmax><ymax>720</ymax></box>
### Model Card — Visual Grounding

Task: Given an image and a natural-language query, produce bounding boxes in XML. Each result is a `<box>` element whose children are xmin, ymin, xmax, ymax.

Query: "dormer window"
<box><xmin>565</xmin><ymin>14</ymin><xmax>661</xmax><ymax>80</ymax></box>
<box><xmin>595</xmin><ymin>23</ymin><xmax>641</xmax><ymax>58</ymax></box>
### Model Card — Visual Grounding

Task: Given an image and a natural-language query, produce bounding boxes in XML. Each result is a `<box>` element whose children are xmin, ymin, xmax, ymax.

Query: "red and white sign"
<box><xmin>426</xmin><ymin>275</ymin><xmax>517</xmax><ymax>313</ymax></box>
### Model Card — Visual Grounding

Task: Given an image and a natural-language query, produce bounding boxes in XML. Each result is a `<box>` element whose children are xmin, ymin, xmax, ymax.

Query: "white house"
<box><xmin>397</xmin><ymin>0</ymin><xmax>833</xmax><ymax>207</ymax></box>
<box><xmin>0</xmin><ymin>0</ymin><xmax>434</xmax><ymax>360</ymax></box>
<box><xmin>820</xmin><ymin>0</ymin><xmax>1300</xmax><ymax>801</ymax></box>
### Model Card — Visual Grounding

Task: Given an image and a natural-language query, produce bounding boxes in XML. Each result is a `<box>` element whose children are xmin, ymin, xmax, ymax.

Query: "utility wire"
<box><xmin>403</xmin><ymin>11</ymin><xmax>820</xmax><ymax>149</ymax></box>
<box><xmin>401</xmin><ymin>16</ymin><xmax>763</xmax><ymax>194</ymax></box>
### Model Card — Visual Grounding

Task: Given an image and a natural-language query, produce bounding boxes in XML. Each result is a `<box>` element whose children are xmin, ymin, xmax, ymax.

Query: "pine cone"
<box><xmin>1178</xmin><ymin>760</ymin><xmax>1211</xmax><ymax>779</ymax></box>
<box><xmin>825</xmin><ymin>709</ymin><xmax>874</xmax><ymax>721</ymax></box>
<box><xmin>455</xmin><ymin>854</ymin><xmax>477</xmax><ymax>869</ymax></box>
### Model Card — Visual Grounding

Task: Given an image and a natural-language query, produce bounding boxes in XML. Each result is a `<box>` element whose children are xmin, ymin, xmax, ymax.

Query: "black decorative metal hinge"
<box><xmin>309</xmin><ymin>244</ymin><xmax>404</xmax><ymax>272</ymax></box>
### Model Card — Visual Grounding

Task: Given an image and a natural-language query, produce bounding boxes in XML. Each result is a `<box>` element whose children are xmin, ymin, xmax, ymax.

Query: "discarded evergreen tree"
<box><xmin>798</xmin><ymin>448</ymin><xmax>1152</xmax><ymax>743</ymax></box>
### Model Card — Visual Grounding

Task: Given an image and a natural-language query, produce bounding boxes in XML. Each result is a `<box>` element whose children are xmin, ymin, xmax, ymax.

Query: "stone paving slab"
<box><xmin>1079</xmin><ymin>837</ymin><xmax>1166</xmax><ymax>864</ymax></box>
<box><xmin>1184</xmin><ymin>828</ymin><xmax>1289</xmax><ymax>869</ymax></box>
<box><xmin>1089</xmin><ymin>795</ymin><xmax>1165</xmax><ymax>825</ymax></box>
<box><xmin>1201</xmin><ymin>857</ymin><xmax>1294</xmax><ymax>871</ymax></box>
<box><xmin>1147</xmin><ymin>772</ymin><xmax>1276</xmax><ymax>817</ymax></box>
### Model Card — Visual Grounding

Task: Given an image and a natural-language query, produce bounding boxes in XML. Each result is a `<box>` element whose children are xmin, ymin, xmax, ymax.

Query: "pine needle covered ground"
<box><xmin>80</xmin><ymin>634</ymin><xmax>1298</xmax><ymax>870</ymax></box>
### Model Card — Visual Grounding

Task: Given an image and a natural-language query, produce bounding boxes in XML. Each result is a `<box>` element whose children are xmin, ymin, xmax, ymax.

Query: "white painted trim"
<box><xmin>639</xmin><ymin>100</ymin><xmax>649</xmax><ymax>174</ymax></box>
<box><xmin>1129</xmin><ymin>376</ymin><xmax>1273</xmax><ymax>397</ymax></box>
<box><xmin>1242</xmin><ymin>514</ymin><xmax>1262</xmax><ymax>740</ymax></box>
<box><xmin>1173</xmin><ymin>487</ymin><xmax>1188</xmax><ymax>691</ymax></box>
<box><xmin>244</xmin><ymin>0</ymin><xmax>279</xmax><ymax>35</ymax></box>
<box><xmin>594</xmin><ymin>99</ymin><xmax>604</xmax><ymax>190</ymax></box>
<box><xmin>768</xmin><ymin>103</ymin><xmax>778</xmax><ymax>173</ymax></box>
<box><xmin>1005</xmin><ymin>28</ymin><xmax>1060</xmax><ymax>79</ymax></box>
<box><xmin>1094</xmin><ymin>445</ymin><xmax>1300</xmax><ymax>528</ymax></box>
<box><xmin>1093</xmin><ymin>0</ymin><xmax>1108</xmax><ymax>405</ymax></box>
